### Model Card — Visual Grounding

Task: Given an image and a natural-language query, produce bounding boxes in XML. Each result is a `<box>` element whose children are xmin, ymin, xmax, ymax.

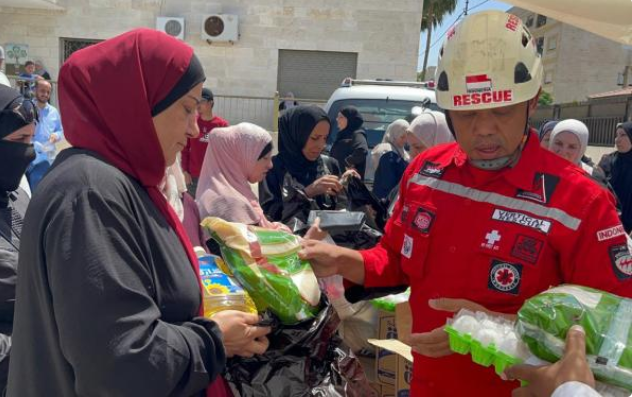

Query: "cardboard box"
<box><xmin>369</xmin><ymin>381</ymin><xmax>396</xmax><ymax>397</ymax></box>
<box><xmin>369</xmin><ymin>381</ymin><xmax>382</xmax><ymax>396</ymax></box>
<box><xmin>370</xmin><ymin>302</ymin><xmax>414</xmax><ymax>396</ymax></box>
<box><xmin>381</xmin><ymin>384</ymin><xmax>395</xmax><ymax>397</ymax></box>
<box><xmin>396</xmin><ymin>355</ymin><xmax>413</xmax><ymax>397</ymax></box>
<box><xmin>375</xmin><ymin>310</ymin><xmax>398</xmax><ymax>385</ymax></box>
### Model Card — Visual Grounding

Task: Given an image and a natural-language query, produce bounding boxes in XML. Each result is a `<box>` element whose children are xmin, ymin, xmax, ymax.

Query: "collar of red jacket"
<box><xmin>433</xmin><ymin>129</ymin><xmax>541</xmax><ymax>191</ymax></box>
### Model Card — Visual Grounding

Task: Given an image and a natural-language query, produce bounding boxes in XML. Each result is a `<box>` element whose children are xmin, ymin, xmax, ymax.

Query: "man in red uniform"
<box><xmin>181</xmin><ymin>87</ymin><xmax>228</xmax><ymax>196</ymax></box>
<box><xmin>300</xmin><ymin>10</ymin><xmax>632</xmax><ymax>396</ymax></box>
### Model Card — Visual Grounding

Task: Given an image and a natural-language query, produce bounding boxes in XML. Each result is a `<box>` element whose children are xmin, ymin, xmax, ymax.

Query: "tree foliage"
<box><xmin>539</xmin><ymin>91</ymin><xmax>554</xmax><ymax>106</ymax></box>
<box><xmin>420</xmin><ymin>0</ymin><xmax>458</xmax><ymax>81</ymax></box>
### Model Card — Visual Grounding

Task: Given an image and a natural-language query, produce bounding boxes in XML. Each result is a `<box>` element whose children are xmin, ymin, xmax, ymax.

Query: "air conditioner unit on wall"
<box><xmin>156</xmin><ymin>17</ymin><xmax>185</xmax><ymax>40</ymax></box>
<box><xmin>202</xmin><ymin>14</ymin><xmax>239</xmax><ymax>43</ymax></box>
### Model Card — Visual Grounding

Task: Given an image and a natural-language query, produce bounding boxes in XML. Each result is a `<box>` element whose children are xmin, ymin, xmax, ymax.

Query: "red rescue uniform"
<box><xmin>360</xmin><ymin>132</ymin><xmax>632</xmax><ymax>396</ymax></box>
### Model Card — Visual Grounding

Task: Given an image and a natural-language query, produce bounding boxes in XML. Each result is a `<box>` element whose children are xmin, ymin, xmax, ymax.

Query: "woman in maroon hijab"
<box><xmin>7</xmin><ymin>29</ymin><xmax>269</xmax><ymax>397</ymax></box>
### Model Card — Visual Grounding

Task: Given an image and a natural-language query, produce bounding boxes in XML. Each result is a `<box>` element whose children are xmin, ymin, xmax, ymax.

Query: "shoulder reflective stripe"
<box><xmin>407</xmin><ymin>174</ymin><xmax>581</xmax><ymax>231</ymax></box>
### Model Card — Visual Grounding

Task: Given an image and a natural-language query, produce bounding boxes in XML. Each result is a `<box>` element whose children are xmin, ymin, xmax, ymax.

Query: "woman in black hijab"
<box><xmin>0</xmin><ymin>84</ymin><xmax>37</xmax><ymax>394</ymax></box>
<box><xmin>260</xmin><ymin>105</ymin><xmax>342</xmax><ymax>223</ymax></box>
<box><xmin>599</xmin><ymin>122</ymin><xmax>632</xmax><ymax>233</ymax></box>
<box><xmin>330</xmin><ymin>106</ymin><xmax>369</xmax><ymax>179</ymax></box>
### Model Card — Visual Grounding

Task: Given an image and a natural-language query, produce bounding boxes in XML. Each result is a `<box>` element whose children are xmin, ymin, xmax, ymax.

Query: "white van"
<box><xmin>323</xmin><ymin>79</ymin><xmax>439</xmax><ymax>181</ymax></box>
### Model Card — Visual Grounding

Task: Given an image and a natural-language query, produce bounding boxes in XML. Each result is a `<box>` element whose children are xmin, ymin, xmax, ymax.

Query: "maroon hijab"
<box><xmin>59</xmin><ymin>28</ymin><xmax>232</xmax><ymax>397</ymax></box>
<box><xmin>58</xmin><ymin>29</ymin><xmax>205</xmax><ymax>319</ymax></box>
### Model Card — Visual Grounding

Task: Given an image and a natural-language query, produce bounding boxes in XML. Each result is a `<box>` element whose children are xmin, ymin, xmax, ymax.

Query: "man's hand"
<box><xmin>304</xmin><ymin>217</ymin><xmax>328</xmax><ymax>241</ymax></box>
<box><xmin>408</xmin><ymin>298</ymin><xmax>516</xmax><ymax>359</ymax></box>
<box><xmin>183</xmin><ymin>171</ymin><xmax>192</xmax><ymax>186</ymax></box>
<box><xmin>298</xmin><ymin>239</ymin><xmax>341</xmax><ymax>278</ymax></box>
<box><xmin>49</xmin><ymin>133</ymin><xmax>59</xmax><ymax>143</ymax></box>
<box><xmin>408</xmin><ymin>326</ymin><xmax>452</xmax><ymax>358</ymax></box>
<box><xmin>299</xmin><ymin>239</ymin><xmax>366</xmax><ymax>284</ymax></box>
<box><xmin>210</xmin><ymin>311</ymin><xmax>271</xmax><ymax>358</ymax></box>
<box><xmin>504</xmin><ymin>325</ymin><xmax>595</xmax><ymax>397</ymax></box>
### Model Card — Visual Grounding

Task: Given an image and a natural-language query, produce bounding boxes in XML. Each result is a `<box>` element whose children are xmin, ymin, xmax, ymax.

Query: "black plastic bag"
<box><xmin>224</xmin><ymin>303</ymin><xmax>376</xmax><ymax>397</ymax></box>
<box><xmin>344</xmin><ymin>176</ymin><xmax>387</xmax><ymax>231</ymax></box>
<box><xmin>288</xmin><ymin>211</ymin><xmax>381</xmax><ymax>250</ymax></box>
<box><xmin>326</xmin><ymin>225</ymin><xmax>381</xmax><ymax>250</ymax></box>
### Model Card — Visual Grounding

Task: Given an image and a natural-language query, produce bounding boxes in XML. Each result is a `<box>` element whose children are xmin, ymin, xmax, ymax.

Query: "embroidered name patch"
<box><xmin>492</xmin><ymin>209</ymin><xmax>552</xmax><ymax>234</ymax></box>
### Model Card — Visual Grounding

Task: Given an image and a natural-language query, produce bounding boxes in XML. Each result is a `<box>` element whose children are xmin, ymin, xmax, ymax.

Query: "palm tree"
<box><xmin>420</xmin><ymin>0</ymin><xmax>458</xmax><ymax>81</ymax></box>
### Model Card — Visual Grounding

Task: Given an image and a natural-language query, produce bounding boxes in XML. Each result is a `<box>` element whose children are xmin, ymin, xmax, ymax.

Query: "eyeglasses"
<box><xmin>0</xmin><ymin>98</ymin><xmax>39</xmax><ymax>134</ymax></box>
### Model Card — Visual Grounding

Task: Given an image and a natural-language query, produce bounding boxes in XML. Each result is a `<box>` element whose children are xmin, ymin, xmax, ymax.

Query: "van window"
<box><xmin>327</xmin><ymin>99</ymin><xmax>440</xmax><ymax>148</ymax></box>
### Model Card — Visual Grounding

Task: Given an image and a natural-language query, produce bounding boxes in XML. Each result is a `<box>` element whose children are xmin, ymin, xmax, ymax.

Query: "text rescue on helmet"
<box><xmin>453</xmin><ymin>73</ymin><xmax>513</xmax><ymax>107</ymax></box>
<box><xmin>453</xmin><ymin>90</ymin><xmax>514</xmax><ymax>107</ymax></box>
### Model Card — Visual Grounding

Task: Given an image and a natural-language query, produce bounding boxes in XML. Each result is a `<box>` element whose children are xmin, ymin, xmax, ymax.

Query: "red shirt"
<box><xmin>360</xmin><ymin>132</ymin><xmax>632</xmax><ymax>396</ymax></box>
<box><xmin>181</xmin><ymin>115</ymin><xmax>229</xmax><ymax>178</ymax></box>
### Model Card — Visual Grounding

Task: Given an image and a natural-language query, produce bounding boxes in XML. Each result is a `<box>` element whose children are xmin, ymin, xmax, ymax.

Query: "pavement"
<box><xmin>585</xmin><ymin>145</ymin><xmax>615</xmax><ymax>164</ymax></box>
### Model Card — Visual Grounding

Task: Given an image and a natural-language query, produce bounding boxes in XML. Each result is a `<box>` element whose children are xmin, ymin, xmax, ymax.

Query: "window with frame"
<box><xmin>60</xmin><ymin>38</ymin><xmax>102</xmax><ymax>62</ymax></box>
<box><xmin>525</xmin><ymin>14</ymin><xmax>534</xmax><ymax>28</ymax></box>
<box><xmin>536</xmin><ymin>15</ymin><xmax>547</xmax><ymax>28</ymax></box>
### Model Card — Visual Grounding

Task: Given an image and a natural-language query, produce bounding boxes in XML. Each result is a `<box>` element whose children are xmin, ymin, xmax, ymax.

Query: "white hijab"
<box><xmin>549</xmin><ymin>119</ymin><xmax>589</xmax><ymax>165</ymax></box>
<box><xmin>371</xmin><ymin>119</ymin><xmax>410</xmax><ymax>173</ymax></box>
<box><xmin>160</xmin><ymin>154</ymin><xmax>188</xmax><ymax>222</ymax></box>
<box><xmin>409</xmin><ymin>111</ymin><xmax>454</xmax><ymax>148</ymax></box>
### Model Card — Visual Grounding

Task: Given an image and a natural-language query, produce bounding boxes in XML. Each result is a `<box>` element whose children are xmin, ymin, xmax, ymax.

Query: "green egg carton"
<box><xmin>445</xmin><ymin>323</ymin><xmax>524</xmax><ymax>382</ymax></box>
<box><xmin>494</xmin><ymin>351</ymin><xmax>523</xmax><ymax>376</ymax></box>
<box><xmin>471</xmin><ymin>340</ymin><xmax>497</xmax><ymax>367</ymax></box>
<box><xmin>444</xmin><ymin>325</ymin><xmax>472</xmax><ymax>355</ymax></box>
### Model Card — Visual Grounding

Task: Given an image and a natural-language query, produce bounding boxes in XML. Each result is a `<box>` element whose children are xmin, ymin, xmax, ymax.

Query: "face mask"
<box><xmin>0</xmin><ymin>140</ymin><xmax>36</xmax><ymax>192</ymax></box>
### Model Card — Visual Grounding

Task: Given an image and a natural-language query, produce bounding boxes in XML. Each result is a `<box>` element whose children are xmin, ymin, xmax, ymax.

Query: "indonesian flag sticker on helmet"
<box><xmin>435</xmin><ymin>10</ymin><xmax>543</xmax><ymax>111</ymax></box>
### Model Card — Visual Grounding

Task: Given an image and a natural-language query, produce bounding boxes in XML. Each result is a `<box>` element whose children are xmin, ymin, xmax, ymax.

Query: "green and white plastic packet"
<box><xmin>201</xmin><ymin>217</ymin><xmax>321</xmax><ymax>325</ymax></box>
<box><xmin>517</xmin><ymin>284</ymin><xmax>632</xmax><ymax>391</ymax></box>
<box><xmin>371</xmin><ymin>289</ymin><xmax>410</xmax><ymax>313</ymax></box>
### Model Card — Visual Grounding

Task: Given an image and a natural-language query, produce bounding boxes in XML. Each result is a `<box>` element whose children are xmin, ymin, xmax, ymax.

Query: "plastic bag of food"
<box><xmin>371</xmin><ymin>289</ymin><xmax>410</xmax><ymax>313</ymax></box>
<box><xmin>517</xmin><ymin>284</ymin><xmax>632</xmax><ymax>391</ymax></box>
<box><xmin>201</xmin><ymin>217</ymin><xmax>321</xmax><ymax>325</ymax></box>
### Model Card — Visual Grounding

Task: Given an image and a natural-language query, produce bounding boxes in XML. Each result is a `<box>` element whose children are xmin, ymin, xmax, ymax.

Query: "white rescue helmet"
<box><xmin>435</xmin><ymin>10</ymin><xmax>543</xmax><ymax>111</ymax></box>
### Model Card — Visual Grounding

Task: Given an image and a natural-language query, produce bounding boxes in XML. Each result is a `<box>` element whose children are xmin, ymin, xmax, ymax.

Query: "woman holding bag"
<box><xmin>8</xmin><ymin>29</ymin><xmax>269</xmax><ymax>397</ymax></box>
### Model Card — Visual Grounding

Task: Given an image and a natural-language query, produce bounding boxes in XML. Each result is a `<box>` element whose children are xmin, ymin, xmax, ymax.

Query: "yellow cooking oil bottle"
<box><xmin>194</xmin><ymin>248</ymin><xmax>257</xmax><ymax>318</ymax></box>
